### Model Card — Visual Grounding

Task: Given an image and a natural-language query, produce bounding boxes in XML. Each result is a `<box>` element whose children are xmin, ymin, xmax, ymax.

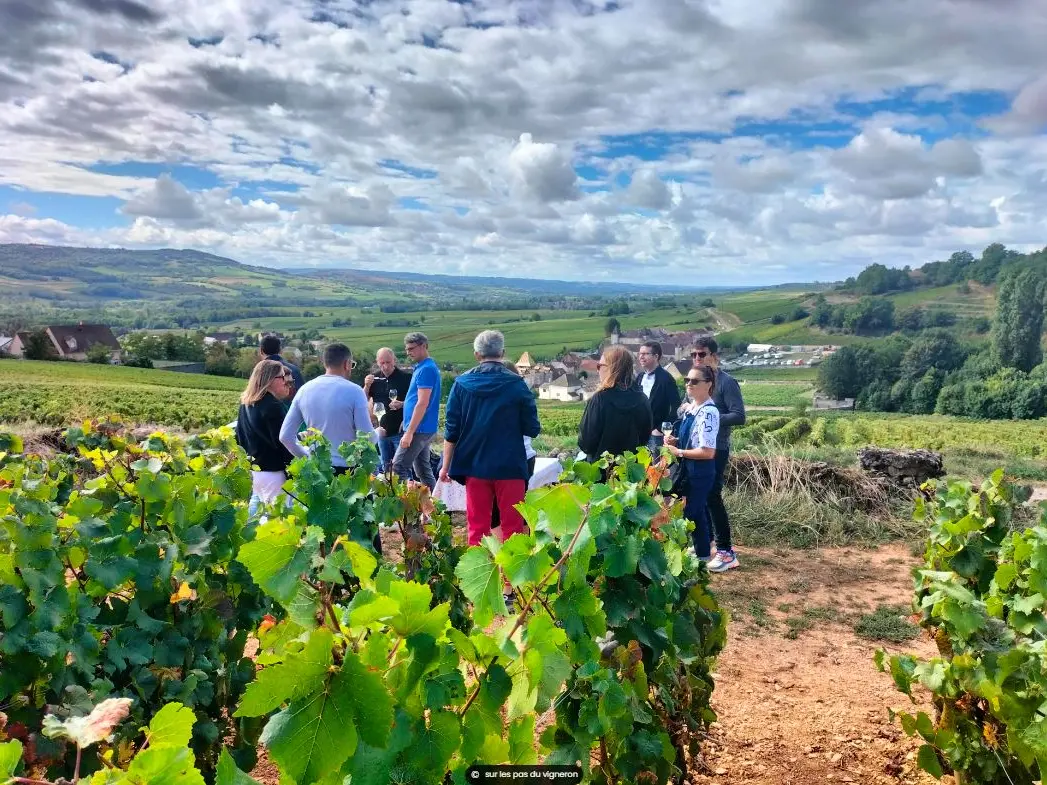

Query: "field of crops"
<box><xmin>0</xmin><ymin>360</ymin><xmax>592</xmax><ymax>435</ymax></box>
<box><xmin>217</xmin><ymin>303</ymin><xmax>700</xmax><ymax>367</ymax></box>
<box><xmin>733</xmin><ymin>367</ymin><xmax>818</xmax><ymax>382</ymax></box>
<box><xmin>3</xmin><ymin>359</ymin><xmax>245</xmax><ymax>390</ymax></box>
<box><xmin>740</xmin><ymin>381</ymin><xmax>814</xmax><ymax>408</ymax></box>
<box><xmin>737</xmin><ymin>413</ymin><xmax>1047</xmax><ymax>458</ymax></box>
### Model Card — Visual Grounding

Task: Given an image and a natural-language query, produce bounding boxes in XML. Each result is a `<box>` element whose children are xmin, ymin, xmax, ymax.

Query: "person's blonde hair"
<box><xmin>241</xmin><ymin>359</ymin><xmax>287</xmax><ymax>405</ymax></box>
<box><xmin>598</xmin><ymin>345</ymin><xmax>635</xmax><ymax>392</ymax></box>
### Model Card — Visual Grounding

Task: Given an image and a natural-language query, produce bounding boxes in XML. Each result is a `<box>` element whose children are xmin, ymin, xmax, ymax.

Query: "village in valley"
<box><xmin>0</xmin><ymin>321</ymin><xmax>842</xmax><ymax>407</ymax></box>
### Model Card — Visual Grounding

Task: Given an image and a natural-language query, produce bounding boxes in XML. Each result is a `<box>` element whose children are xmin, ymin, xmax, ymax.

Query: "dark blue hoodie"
<box><xmin>444</xmin><ymin>362</ymin><xmax>541</xmax><ymax>482</ymax></box>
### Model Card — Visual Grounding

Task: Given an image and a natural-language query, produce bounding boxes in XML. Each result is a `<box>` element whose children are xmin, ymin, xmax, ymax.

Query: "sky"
<box><xmin>1</xmin><ymin>0</ymin><xmax>1046</xmax><ymax>286</ymax></box>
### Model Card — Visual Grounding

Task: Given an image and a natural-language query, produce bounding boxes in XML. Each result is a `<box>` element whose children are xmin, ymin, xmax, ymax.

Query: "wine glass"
<box><xmin>388</xmin><ymin>388</ymin><xmax>398</xmax><ymax>404</ymax></box>
<box><xmin>373</xmin><ymin>402</ymin><xmax>386</xmax><ymax>419</ymax></box>
<box><xmin>661</xmin><ymin>421</ymin><xmax>673</xmax><ymax>438</ymax></box>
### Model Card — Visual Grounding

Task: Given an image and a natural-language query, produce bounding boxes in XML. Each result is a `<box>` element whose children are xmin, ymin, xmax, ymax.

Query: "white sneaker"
<box><xmin>708</xmin><ymin>550</ymin><xmax>739</xmax><ymax>573</ymax></box>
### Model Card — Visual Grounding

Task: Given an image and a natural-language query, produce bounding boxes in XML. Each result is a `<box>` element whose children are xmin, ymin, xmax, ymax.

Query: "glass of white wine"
<box><xmin>374</xmin><ymin>402</ymin><xmax>386</xmax><ymax>419</ymax></box>
<box><xmin>661</xmin><ymin>421</ymin><xmax>673</xmax><ymax>438</ymax></box>
<box><xmin>388</xmin><ymin>388</ymin><xmax>398</xmax><ymax>404</ymax></box>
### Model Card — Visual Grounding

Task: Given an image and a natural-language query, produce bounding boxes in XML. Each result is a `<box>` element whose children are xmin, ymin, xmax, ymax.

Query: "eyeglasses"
<box><xmin>685</xmin><ymin>378</ymin><xmax>707</xmax><ymax>386</ymax></box>
<box><xmin>691</xmin><ymin>350</ymin><xmax>709</xmax><ymax>359</ymax></box>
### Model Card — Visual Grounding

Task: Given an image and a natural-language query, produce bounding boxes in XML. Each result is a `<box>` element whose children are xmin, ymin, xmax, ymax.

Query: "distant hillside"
<box><xmin>300</xmin><ymin>268</ymin><xmax>733</xmax><ymax>297</ymax></box>
<box><xmin>0</xmin><ymin>243</ymin><xmax>742</xmax><ymax>308</ymax></box>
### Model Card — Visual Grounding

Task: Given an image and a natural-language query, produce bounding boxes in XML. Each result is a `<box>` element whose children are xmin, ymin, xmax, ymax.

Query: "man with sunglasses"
<box><xmin>279</xmin><ymin>342</ymin><xmax>377</xmax><ymax>471</ymax></box>
<box><xmin>689</xmin><ymin>337</ymin><xmax>745</xmax><ymax>572</ymax></box>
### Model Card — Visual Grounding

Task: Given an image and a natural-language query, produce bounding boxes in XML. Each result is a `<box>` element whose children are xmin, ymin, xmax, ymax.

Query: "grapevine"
<box><xmin>0</xmin><ymin>421</ymin><xmax>726</xmax><ymax>784</ymax></box>
<box><xmin>877</xmin><ymin>471</ymin><xmax>1046</xmax><ymax>784</ymax></box>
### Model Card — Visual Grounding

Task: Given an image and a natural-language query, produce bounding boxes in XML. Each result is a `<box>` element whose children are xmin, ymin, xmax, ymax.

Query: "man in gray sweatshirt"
<box><xmin>279</xmin><ymin>342</ymin><xmax>377</xmax><ymax>470</ymax></box>
<box><xmin>691</xmin><ymin>336</ymin><xmax>745</xmax><ymax>572</ymax></box>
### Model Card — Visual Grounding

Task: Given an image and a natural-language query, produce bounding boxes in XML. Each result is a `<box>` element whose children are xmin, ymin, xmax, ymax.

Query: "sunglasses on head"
<box><xmin>691</xmin><ymin>350</ymin><xmax>709</xmax><ymax>359</ymax></box>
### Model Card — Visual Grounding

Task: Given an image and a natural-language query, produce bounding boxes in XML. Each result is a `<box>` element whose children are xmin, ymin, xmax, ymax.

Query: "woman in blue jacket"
<box><xmin>666</xmin><ymin>365</ymin><xmax>720</xmax><ymax>560</ymax></box>
<box><xmin>439</xmin><ymin>331</ymin><xmax>541</xmax><ymax>546</ymax></box>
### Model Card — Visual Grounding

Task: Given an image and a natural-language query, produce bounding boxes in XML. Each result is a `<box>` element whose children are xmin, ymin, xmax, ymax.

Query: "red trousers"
<box><xmin>465</xmin><ymin>477</ymin><xmax>527</xmax><ymax>545</ymax></box>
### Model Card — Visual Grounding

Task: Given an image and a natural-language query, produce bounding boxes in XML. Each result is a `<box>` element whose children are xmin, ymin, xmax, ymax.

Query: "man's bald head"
<box><xmin>376</xmin><ymin>347</ymin><xmax>397</xmax><ymax>376</ymax></box>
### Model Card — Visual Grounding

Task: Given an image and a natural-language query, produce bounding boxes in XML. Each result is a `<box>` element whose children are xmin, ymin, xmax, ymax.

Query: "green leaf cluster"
<box><xmin>0</xmin><ymin>420</ymin><xmax>268</xmax><ymax>780</ymax></box>
<box><xmin>878</xmin><ymin>470</ymin><xmax>1047</xmax><ymax>784</ymax></box>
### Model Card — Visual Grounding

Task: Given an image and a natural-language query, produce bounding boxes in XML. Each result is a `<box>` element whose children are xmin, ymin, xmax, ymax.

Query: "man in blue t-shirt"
<box><xmin>392</xmin><ymin>331</ymin><xmax>441</xmax><ymax>489</ymax></box>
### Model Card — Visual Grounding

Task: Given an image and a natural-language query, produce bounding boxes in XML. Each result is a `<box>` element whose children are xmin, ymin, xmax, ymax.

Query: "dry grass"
<box><xmin>724</xmin><ymin>450</ymin><xmax>919</xmax><ymax>549</ymax></box>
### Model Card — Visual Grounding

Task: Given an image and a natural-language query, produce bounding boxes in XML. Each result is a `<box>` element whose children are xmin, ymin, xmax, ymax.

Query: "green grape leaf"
<box><xmin>415</xmin><ymin>710</ymin><xmax>461</xmax><ymax>773</ymax></box>
<box><xmin>916</xmin><ymin>744</ymin><xmax>944</xmax><ymax>778</ymax></box>
<box><xmin>994</xmin><ymin>562</ymin><xmax>1019</xmax><ymax>591</ymax></box>
<box><xmin>339</xmin><ymin>650</ymin><xmax>394</xmax><ymax>749</ymax></box>
<box><xmin>347</xmin><ymin>590</ymin><xmax>400</xmax><ymax>629</ymax></box>
<box><xmin>508</xmin><ymin>716</ymin><xmax>537</xmax><ymax>764</ymax></box>
<box><xmin>215</xmin><ymin>749</ymin><xmax>262</xmax><ymax>785</ymax></box>
<box><xmin>387</xmin><ymin>581</ymin><xmax>450</xmax><ymax>638</ymax></box>
<box><xmin>146</xmin><ymin>703</ymin><xmax>197</xmax><ymax>749</ymax></box>
<box><xmin>261</xmin><ymin>668</ymin><xmax>359</xmax><ymax>785</ymax></box>
<box><xmin>526</xmin><ymin>484</ymin><xmax>590</xmax><ymax>539</ymax></box>
<box><xmin>342</xmin><ymin>541</ymin><xmax>378</xmax><ymax>589</ymax></box>
<box><xmin>603</xmin><ymin>533</ymin><xmax>641</xmax><ymax>578</ymax></box>
<box><xmin>455</xmin><ymin>548</ymin><xmax>507</xmax><ymax>627</ymax></box>
<box><xmin>125</xmin><ymin>744</ymin><xmax>206</xmax><ymax>785</ymax></box>
<box><xmin>940</xmin><ymin>598</ymin><xmax>984</xmax><ymax>639</ymax></box>
<box><xmin>236</xmin><ymin>629</ymin><xmax>334</xmax><ymax>717</ymax></box>
<box><xmin>0</xmin><ymin>739</ymin><xmax>23</xmax><ymax>779</ymax></box>
<box><xmin>495</xmin><ymin>534</ymin><xmax>554</xmax><ymax>588</ymax></box>
<box><xmin>85</xmin><ymin>551</ymin><xmax>138</xmax><ymax>591</ymax></box>
<box><xmin>134</xmin><ymin>472</ymin><xmax>172</xmax><ymax>503</ymax></box>
<box><xmin>1012</xmin><ymin>593</ymin><xmax>1045</xmax><ymax>615</ymax></box>
<box><xmin>237</xmin><ymin>519</ymin><xmax>315</xmax><ymax>604</ymax></box>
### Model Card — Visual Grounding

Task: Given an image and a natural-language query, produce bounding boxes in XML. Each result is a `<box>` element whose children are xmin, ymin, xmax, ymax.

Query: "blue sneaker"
<box><xmin>708</xmin><ymin>550</ymin><xmax>739</xmax><ymax>573</ymax></box>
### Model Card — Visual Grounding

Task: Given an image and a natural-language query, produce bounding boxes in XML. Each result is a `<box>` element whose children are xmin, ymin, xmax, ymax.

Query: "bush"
<box><xmin>0</xmin><ymin>427</ymin><xmax>727</xmax><ymax>785</ymax></box>
<box><xmin>878</xmin><ymin>472</ymin><xmax>1045</xmax><ymax>784</ymax></box>
<box><xmin>86</xmin><ymin>343</ymin><xmax>112</xmax><ymax>364</ymax></box>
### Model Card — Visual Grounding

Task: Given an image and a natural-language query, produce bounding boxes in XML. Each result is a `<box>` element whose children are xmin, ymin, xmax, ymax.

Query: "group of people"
<box><xmin>234</xmin><ymin>329</ymin><xmax>745</xmax><ymax>572</ymax></box>
<box><xmin>575</xmin><ymin>337</ymin><xmax>744</xmax><ymax>572</ymax></box>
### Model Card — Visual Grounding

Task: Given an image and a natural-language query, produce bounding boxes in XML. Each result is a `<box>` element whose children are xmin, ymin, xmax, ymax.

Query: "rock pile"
<box><xmin>856</xmin><ymin>447</ymin><xmax>944</xmax><ymax>489</ymax></box>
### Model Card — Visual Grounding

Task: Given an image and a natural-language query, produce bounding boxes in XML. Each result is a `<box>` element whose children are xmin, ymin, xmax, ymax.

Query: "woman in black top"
<box><xmin>578</xmin><ymin>345</ymin><xmax>652</xmax><ymax>464</ymax></box>
<box><xmin>235</xmin><ymin>359</ymin><xmax>295</xmax><ymax>516</ymax></box>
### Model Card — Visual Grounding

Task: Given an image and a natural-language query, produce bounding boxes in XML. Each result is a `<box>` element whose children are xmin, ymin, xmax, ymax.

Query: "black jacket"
<box><xmin>578</xmin><ymin>386</ymin><xmax>653</xmax><ymax>462</ymax></box>
<box><xmin>635</xmin><ymin>366</ymin><xmax>682</xmax><ymax>427</ymax></box>
<box><xmin>235</xmin><ymin>393</ymin><xmax>294</xmax><ymax>471</ymax></box>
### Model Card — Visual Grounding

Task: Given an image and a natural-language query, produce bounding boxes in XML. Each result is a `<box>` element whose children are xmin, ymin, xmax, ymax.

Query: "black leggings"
<box><xmin>491</xmin><ymin>457</ymin><xmax>536</xmax><ymax>529</ymax></box>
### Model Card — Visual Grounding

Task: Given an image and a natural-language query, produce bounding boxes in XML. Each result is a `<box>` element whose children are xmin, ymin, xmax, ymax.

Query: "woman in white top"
<box><xmin>666</xmin><ymin>365</ymin><xmax>720</xmax><ymax>560</ymax></box>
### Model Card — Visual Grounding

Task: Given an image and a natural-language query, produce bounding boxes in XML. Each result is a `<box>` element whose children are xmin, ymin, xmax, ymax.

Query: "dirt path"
<box><xmin>696</xmin><ymin>543</ymin><xmax>940</xmax><ymax>785</ymax></box>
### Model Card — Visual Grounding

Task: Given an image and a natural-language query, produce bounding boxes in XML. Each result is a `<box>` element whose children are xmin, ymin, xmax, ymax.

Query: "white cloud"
<box><xmin>123</xmin><ymin>174</ymin><xmax>203</xmax><ymax>221</ymax></box>
<box><xmin>625</xmin><ymin>170</ymin><xmax>672</xmax><ymax>210</ymax></box>
<box><xmin>507</xmin><ymin>133</ymin><xmax>580</xmax><ymax>203</ymax></box>
<box><xmin>0</xmin><ymin>0</ymin><xmax>1044</xmax><ymax>283</ymax></box>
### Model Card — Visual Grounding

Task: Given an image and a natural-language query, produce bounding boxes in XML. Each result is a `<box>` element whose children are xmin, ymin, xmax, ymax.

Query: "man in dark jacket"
<box><xmin>439</xmin><ymin>330</ymin><xmax>541</xmax><ymax>546</ymax></box>
<box><xmin>635</xmin><ymin>341</ymin><xmax>682</xmax><ymax>453</ymax></box>
<box><xmin>260</xmin><ymin>334</ymin><xmax>304</xmax><ymax>395</ymax></box>
<box><xmin>691</xmin><ymin>336</ymin><xmax>745</xmax><ymax>572</ymax></box>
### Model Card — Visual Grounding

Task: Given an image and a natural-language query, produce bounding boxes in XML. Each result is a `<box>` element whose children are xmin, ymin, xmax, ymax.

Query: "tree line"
<box><xmin>818</xmin><ymin>266</ymin><xmax>1047</xmax><ymax>419</ymax></box>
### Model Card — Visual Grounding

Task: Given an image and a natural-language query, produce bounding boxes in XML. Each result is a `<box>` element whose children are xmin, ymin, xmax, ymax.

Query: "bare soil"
<box><xmin>697</xmin><ymin>543</ymin><xmax>943</xmax><ymax>785</ymax></box>
<box><xmin>250</xmin><ymin>538</ymin><xmax>945</xmax><ymax>785</ymax></box>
